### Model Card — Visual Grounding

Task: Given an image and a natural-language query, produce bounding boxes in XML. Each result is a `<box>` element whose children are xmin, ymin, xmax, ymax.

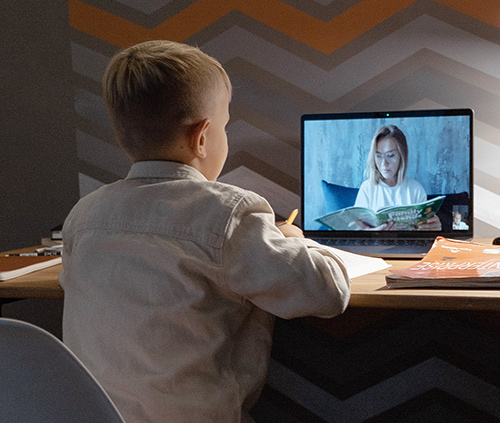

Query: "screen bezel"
<box><xmin>300</xmin><ymin>108</ymin><xmax>474</xmax><ymax>240</ymax></box>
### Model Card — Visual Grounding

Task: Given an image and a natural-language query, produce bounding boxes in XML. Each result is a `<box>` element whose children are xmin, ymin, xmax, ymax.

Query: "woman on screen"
<box><xmin>354</xmin><ymin>125</ymin><xmax>441</xmax><ymax>231</ymax></box>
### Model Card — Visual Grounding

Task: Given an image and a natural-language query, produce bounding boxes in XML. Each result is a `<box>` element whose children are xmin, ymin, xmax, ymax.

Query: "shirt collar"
<box><xmin>126</xmin><ymin>161</ymin><xmax>208</xmax><ymax>182</ymax></box>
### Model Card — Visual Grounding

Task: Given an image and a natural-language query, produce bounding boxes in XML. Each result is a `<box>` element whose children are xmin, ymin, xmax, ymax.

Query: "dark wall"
<box><xmin>0</xmin><ymin>2</ymin><xmax>79</xmax><ymax>252</ymax></box>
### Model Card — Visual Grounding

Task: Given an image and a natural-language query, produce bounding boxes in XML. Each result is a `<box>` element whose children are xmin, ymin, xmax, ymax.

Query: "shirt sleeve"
<box><xmin>221</xmin><ymin>192</ymin><xmax>351</xmax><ymax>320</ymax></box>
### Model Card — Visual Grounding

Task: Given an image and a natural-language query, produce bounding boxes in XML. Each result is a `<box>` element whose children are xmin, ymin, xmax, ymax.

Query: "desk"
<box><xmin>0</xmin><ymin>263</ymin><xmax>63</xmax><ymax>300</ymax></box>
<box><xmin>3</xmin><ymin>248</ymin><xmax>499</xmax><ymax>420</ymax></box>
<box><xmin>1</xmin><ymin>249</ymin><xmax>500</xmax><ymax>311</ymax></box>
<box><xmin>0</xmin><ymin>247</ymin><xmax>63</xmax><ymax>301</ymax></box>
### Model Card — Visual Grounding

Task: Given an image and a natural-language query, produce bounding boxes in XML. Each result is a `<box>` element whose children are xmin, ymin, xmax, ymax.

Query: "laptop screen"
<box><xmin>301</xmin><ymin>109</ymin><xmax>473</xmax><ymax>240</ymax></box>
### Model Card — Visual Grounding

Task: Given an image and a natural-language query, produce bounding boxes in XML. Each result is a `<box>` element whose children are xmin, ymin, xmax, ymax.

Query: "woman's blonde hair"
<box><xmin>365</xmin><ymin>125</ymin><xmax>408</xmax><ymax>185</ymax></box>
<box><xmin>103</xmin><ymin>40</ymin><xmax>231</xmax><ymax>160</ymax></box>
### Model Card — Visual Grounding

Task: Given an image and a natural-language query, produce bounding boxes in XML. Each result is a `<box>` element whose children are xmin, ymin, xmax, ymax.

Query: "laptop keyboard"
<box><xmin>316</xmin><ymin>238</ymin><xmax>434</xmax><ymax>248</ymax></box>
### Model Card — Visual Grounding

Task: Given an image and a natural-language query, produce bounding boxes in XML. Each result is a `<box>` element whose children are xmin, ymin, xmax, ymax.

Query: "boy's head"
<box><xmin>103</xmin><ymin>40</ymin><xmax>232</xmax><ymax>162</ymax></box>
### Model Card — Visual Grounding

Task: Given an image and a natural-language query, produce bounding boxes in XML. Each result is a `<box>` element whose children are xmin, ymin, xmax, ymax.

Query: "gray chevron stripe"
<box><xmin>476</xmin><ymin>119</ymin><xmax>500</xmax><ymax>149</ymax></box>
<box><xmin>229</xmin><ymin>105</ymin><xmax>298</xmax><ymax>144</ymax></box>
<box><xmin>201</xmin><ymin>15</ymin><xmax>500</xmax><ymax>102</ymax></box>
<box><xmin>227</xmin><ymin>120</ymin><xmax>299</xmax><ymax>178</ymax></box>
<box><xmin>223</xmin><ymin>151</ymin><xmax>299</xmax><ymax>195</ymax></box>
<box><xmin>229</xmin><ymin>76</ymin><xmax>305</xmax><ymax>142</ymax></box>
<box><xmin>474</xmin><ymin>218</ymin><xmax>500</xmax><ymax>238</ymax></box>
<box><xmin>74</xmin><ymin>88</ymin><xmax>112</xmax><ymax>132</ymax></box>
<box><xmin>475</xmin><ymin>185</ymin><xmax>500</xmax><ymax>230</ymax></box>
<box><xmin>71</xmin><ymin>42</ymin><xmax>111</xmax><ymax>83</ymax></box>
<box><xmin>352</xmin><ymin>69</ymin><xmax>500</xmax><ymax>123</ymax></box>
<box><xmin>334</xmin><ymin>48</ymin><xmax>500</xmax><ymax>113</ymax></box>
<box><xmin>267</xmin><ymin>358</ymin><xmax>500</xmax><ymax>421</ymax></box>
<box><xmin>229</xmin><ymin>66</ymin><xmax>500</xmax><ymax>142</ymax></box>
<box><xmin>81</xmin><ymin>0</ymin><xmax>179</xmax><ymax>20</ymax></box>
<box><xmin>76</xmin><ymin>130</ymin><xmax>130</xmax><ymax>178</ymax></box>
<box><xmin>187</xmin><ymin>2</ymin><xmax>497</xmax><ymax>70</ymax></box>
<box><xmin>475</xmin><ymin>170</ymin><xmax>500</xmax><ymax>195</ymax></box>
<box><xmin>286</xmin><ymin>0</ymin><xmax>363</xmax><ymax>16</ymax></box>
<box><xmin>79</xmin><ymin>172</ymin><xmax>105</xmax><ymax>198</ymax></box>
<box><xmin>218</xmin><ymin>167</ymin><xmax>300</xmax><ymax>219</ymax></box>
<box><xmin>114</xmin><ymin>0</ymin><xmax>174</xmax><ymax>14</ymax></box>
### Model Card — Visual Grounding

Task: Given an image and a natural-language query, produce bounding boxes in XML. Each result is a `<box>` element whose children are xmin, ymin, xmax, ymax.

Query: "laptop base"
<box><xmin>313</xmin><ymin>238</ymin><xmax>434</xmax><ymax>259</ymax></box>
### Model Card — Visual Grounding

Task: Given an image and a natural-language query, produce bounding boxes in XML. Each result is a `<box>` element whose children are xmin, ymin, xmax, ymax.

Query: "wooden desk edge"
<box><xmin>2</xmin><ymin>240</ymin><xmax>500</xmax><ymax>309</ymax></box>
<box><xmin>349</xmin><ymin>293</ymin><xmax>500</xmax><ymax>311</ymax></box>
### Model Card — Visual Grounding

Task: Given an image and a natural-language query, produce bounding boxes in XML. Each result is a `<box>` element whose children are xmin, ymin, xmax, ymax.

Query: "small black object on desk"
<box><xmin>493</xmin><ymin>237</ymin><xmax>500</xmax><ymax>245</ymax></box>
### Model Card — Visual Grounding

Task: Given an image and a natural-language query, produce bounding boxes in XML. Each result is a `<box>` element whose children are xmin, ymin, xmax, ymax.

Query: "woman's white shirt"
<box><xmin>354</xmin><ymin>178</ymin><xmax>427</xmax><ymax>211</ymax></box>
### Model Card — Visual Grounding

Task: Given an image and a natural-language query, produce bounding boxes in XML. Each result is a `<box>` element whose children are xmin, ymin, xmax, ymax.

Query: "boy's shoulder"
<box><xmin>199</xmin><ymin>180</ymin><xmax>272</xmax><ymax>216</ymax></box>
<box><xmin>64</xmin><ymin>178</ymin><xmax>273</xmax><ymax>248</ymax></box>
<box><xmin>72</xmin><ymin>176</ymin><xmax>267</xmax><ymax>210</ymax></box>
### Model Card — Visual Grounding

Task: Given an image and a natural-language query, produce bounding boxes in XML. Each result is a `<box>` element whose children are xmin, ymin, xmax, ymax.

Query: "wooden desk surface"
<box><xmin>0</xmin><ymin>264</ymin><xmax>63</xmax><ymax>300</ymax></box>
<box><xmin>2</xmin><ymin>243</ymin><xmax>500</xmax><ymax>310</ymax></box>
<box><xmin>0</xmin><ymin>246</ymin><xmax>63</xmax><ymax>300</ymax></box>
<box><xmin>350</xmin><ymin>259</ymin><xmax>500</xmax><ymax>311</ymax></box>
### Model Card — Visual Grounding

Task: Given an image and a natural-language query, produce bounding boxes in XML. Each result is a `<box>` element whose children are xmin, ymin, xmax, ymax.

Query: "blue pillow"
<box><xmin>321</xmin><ymin>180</ymin><xmax>359</xmax><ymax>212</ymax></box>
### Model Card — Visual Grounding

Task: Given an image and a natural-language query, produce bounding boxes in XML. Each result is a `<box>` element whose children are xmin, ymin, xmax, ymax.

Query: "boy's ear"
<box><xmin>189</xmin><ymin>118</ymin><xmax>210</xmax><ymax>158</ymax></box>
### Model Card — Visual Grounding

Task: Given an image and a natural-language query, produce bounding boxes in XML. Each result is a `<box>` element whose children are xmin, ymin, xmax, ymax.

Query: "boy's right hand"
<box><xmin>276</xmin><ymin>223</ymin><xmax>305</xmax><ymax>238</ymax></box>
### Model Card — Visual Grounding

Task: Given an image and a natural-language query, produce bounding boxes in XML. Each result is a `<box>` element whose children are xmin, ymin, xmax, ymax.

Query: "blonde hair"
<box><xmin>103</xmin><ymin>40</ymin><xmax>231</xmax><ymax>160</ymax></box>
<box><xmin>365</xmin><ymin>125</ymin><xmax>408</xmax><ymax>185</ymax></box>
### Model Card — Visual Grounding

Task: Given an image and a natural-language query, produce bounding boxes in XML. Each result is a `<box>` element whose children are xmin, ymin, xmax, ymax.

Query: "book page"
<box><xmin>316</xmin><ymin>207</ymin><xmax>378</xmax><ymax>230</ymax></box>
<box><xmin>324</xmin><ymin>246</ymin><xmax>391</xmax><ymax>279</ymax></box>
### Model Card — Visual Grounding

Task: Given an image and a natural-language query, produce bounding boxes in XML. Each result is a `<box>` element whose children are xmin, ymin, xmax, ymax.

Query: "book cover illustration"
<box><xmin>315</xmin><ymin>195</ymin><xmax>445</xmax><ymax>231</ymax></box>
<box><xmin>386</xmin><ymin>237</ymin><xmax>500</xmax><ymax>288</ymax></box>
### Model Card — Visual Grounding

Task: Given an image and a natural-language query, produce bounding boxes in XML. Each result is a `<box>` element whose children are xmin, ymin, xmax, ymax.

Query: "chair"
<box><xmin>0</xmin><ymin>318</ymin><xmax>125</xmax><ymax>423</ymax></box>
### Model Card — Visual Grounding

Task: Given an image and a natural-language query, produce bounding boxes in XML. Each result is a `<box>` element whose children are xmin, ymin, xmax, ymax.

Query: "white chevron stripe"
<box><xmin>218</xmin><ymin>166</ymin><xmax>300</xmax><ymax>218</ymax></box>
<box><xmin>474</xmin><ymin>185</ymin><xmax>500</xmax><ymax>231</ymax></box>
<box><xmin>202</xmin><ymin>15</ymin><xmax>500</xmax><ymax>102</ymax></box>
<box><xmin>267</xmin><ymin>357</ymin><xmax>500</xmax><ymax>421</ymax></box>
<box><xmin>475</xmin><ymin>136</ymin><xmax>500</xmax><ymax>182</ymax></box>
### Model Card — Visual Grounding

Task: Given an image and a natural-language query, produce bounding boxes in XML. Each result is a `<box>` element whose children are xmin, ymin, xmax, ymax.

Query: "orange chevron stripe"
<box><xmin>434</xmin><ymin>0</ymin><xmax>500</xmax><ymax>27</ymax></box>
<box><xmin>68</xmin><ymin>0</ymin><xmax>417</xmax><ymax>54</ymax></box>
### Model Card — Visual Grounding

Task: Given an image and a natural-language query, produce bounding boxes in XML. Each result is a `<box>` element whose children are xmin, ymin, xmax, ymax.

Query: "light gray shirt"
<box><xmin>60</xmin><ymin>160</ymin><xmax>350</xmax><ymax>423</ymax></box>
<box><xmin>355</xmin><ymin>177</ymin><xmax>427</xmax><ymax>211</ymax></box>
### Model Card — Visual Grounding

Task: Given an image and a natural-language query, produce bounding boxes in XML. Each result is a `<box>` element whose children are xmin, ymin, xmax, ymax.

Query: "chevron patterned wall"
<box><xmin>68</xmin><ymin>1</ymin><xmax>500</xmax><ymax>420</ymax></box>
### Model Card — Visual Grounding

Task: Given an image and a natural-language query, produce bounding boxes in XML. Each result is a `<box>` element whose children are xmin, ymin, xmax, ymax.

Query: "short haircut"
<box><xmin>103</xmin><ymin>40</ymin><xmax>232</xmax><ymax>160</ymax></box>
<box><xmin>365</xmin><ymin>125</ymin><xmax>408</xmax><ymax>185</ymax></box>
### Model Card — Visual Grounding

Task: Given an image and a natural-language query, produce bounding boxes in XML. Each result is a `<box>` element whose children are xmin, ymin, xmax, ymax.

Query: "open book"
<box><xmin>386</xmin><ymin>237</ymin><xmax>500</xmax><ymax>288</ymax></box>
<box><xmin>316</xmin><ymin>195</ymin><xmax>445</xmax><ymax>231</ymax></box>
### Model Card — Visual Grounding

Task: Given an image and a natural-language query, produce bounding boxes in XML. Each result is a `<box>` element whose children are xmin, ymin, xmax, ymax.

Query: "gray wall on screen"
<box><xmin>303</xmin><ymin>115</ymin><xmax>470</xmax><ymax>219</ymax></box>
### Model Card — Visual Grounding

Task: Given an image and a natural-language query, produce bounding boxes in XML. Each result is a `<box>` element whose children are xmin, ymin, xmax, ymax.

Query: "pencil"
<box><xmin>285</xmin><ymin>209</ymin><xmax>299</xmax><ymax>225</ymax></box>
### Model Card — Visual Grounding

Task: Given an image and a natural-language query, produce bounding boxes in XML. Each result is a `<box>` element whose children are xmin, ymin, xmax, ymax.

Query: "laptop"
<box><xmin>301</xmin><ymin>108</ymin><xmax>474</xmax><ymax>258</ymax></box>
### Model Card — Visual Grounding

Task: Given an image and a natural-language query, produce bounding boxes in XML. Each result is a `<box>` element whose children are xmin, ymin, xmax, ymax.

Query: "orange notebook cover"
<box><xmin>0</xmin><ymin>256</ymin><xmax>62</xmax><ymax>281</ymax></box>
<box><xmin>386</xmin><ymin>237</ymin><xmax>500</xmax><ymax>288</ymax></box>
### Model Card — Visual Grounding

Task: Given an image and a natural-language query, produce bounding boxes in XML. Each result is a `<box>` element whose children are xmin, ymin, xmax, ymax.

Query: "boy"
<box><xmin>60</xmin><ymin>40</ymin><xmax>350</xmax><ymax>423</ymax></box>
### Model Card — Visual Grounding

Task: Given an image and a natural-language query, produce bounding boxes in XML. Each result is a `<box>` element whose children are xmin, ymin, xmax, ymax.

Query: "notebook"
<box><xmin>301</xmin><ymin>108</ymin><xmax>474</xmax><ymax>258</ymax></box>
